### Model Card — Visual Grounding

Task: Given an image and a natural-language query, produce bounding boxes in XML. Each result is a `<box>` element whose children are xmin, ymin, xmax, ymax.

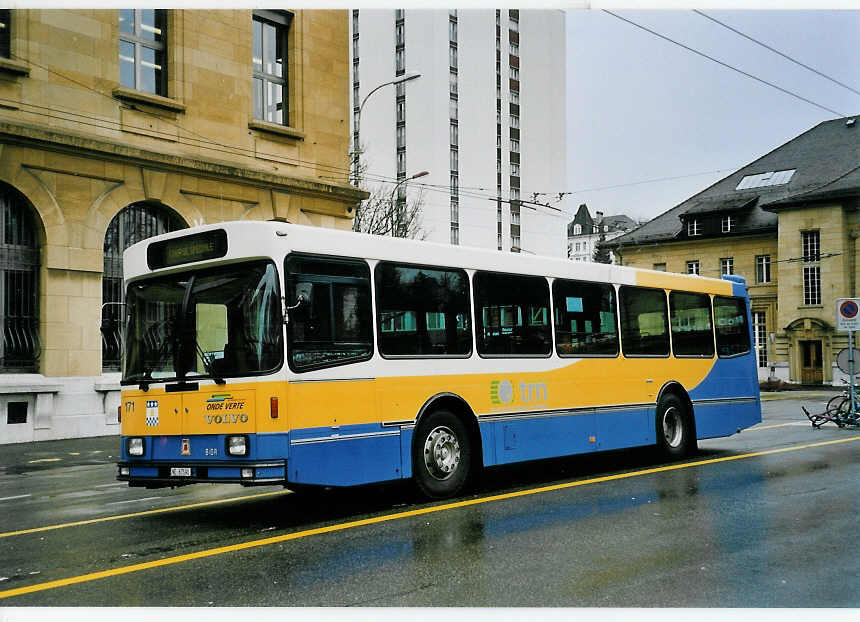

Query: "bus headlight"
<box><xmin>226</xmin><ymin>435</ymin><xmax>249</xmax><ymax>457</ymax></box>
<box><xmin>127</xmin><ymin>437</ymin><xmax>145</xmax><ymax>457</ymax></box>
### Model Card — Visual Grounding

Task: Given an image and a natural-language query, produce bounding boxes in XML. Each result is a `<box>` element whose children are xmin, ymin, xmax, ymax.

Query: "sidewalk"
<box><xmin>0</xmin><ymin>434</ymin><xmax>118</xmax><ymax>473</ymax></box>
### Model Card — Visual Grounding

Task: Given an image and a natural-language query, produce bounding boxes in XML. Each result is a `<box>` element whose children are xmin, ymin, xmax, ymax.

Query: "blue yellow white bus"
<box><xmin>116</xmin><ymin>220</ymin><xmax>761</xmax><ymax>499</ymax></box>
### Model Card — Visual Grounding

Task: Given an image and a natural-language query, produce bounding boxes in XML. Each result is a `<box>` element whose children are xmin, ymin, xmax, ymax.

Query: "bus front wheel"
<box><xmin>413</xmin><ymin>409</ymin><xmax>472</xmax><ymax>500</ymax></box>
<box><xmin>656</xmin><ymin>394</ymin><xmax>695</xmax><ymax>458</ymax></box>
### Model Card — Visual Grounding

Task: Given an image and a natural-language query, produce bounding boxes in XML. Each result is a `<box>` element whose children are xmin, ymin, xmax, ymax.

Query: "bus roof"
<box><xmin>123</xmin><ymin>220</ymin><xmax>737</xmax><ymax>296</ymax></box>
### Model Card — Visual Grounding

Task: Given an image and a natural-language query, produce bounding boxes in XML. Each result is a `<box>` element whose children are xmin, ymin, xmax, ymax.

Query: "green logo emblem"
<box><xmin>490</xmin><ymin>379</ymin><xmax>514</xmax><ymax>405</ymax></box>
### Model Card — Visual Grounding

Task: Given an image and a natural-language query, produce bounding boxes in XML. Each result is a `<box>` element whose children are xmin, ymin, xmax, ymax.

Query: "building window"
<box><xmin>721</xmin><ymin>215</ymin><xmax>735</xmax><ymax>233</ymax></box>
<box><xmin>396</xmin><ymin>124</ymin><xmax>405</xmax><ymax>149</ymax></box>
<box><xmin>450</xmin><ymin>123</ymin><xmax>458</xmax><ymax>146</ymax></box>
<box><xmin>352</xmin><ymin>36</ymin><xmax>359</xmax><ymax>59</ymax></box>
<box><xmin>802</xmin><ymin>231</ymin><xmax>820</xmax><ymax>306</ymax></box>
<box><xmin>753</xmin><ymin>311</ymin><xmax>767</xmax><ymax>368</ymax></box>
<box><xmin>352</xmin><ymin>9</ymin><xmax>359</xmax><ymax>33</ymax></box>
<box><xmin>119</xmin><ymin>9</ymin><xmax>167</xmax><ymax>95</ymax></box>
<box><xmin>450</xmin><ymin>200</ymin><xmax>459</xmax><ymax>224</ymax></box>
<box><xmin>653</xmin><ymin>263</ymin><xmax>666</xmax><ymax>271</ymax></box>
<box><xmin>396</xmin><ymin>99</ymin><xmax>405</xmax><ymax>123</ymax></box>
<box><xmin>736</xmin><ymin>169</ymin><xmax>795</xmax><ymax>190</ymax></box>
<box><xmin>510</xmin><ymin>66</ymin><xmax>519</xmax><ymax>80</ymax></box>
<box><xmin>396</xmin><ymin>150</ymin><xmax>406</xmax><ymax>174</ymax></box>
<box><xmin>756</xmin><ymin>255</ymin><xmax>771</xmax><ymax>284</ymax></box>
<box><xmin>510</xmin><ymin>115</ymin><xmax>519</xmax><ymax>128</ymax></box>
<box><xmin>102</xmin><ymin>203</ymin><xmax>186</xmax><ymax>371</ymax></box>
<box><xmin>511</xmin><ymin>91</ymin><xmax>519</xmax><ymax>104</ymax></box>
<box><xmin>573</xmin><ymin>224</ymin><xmax>582</xmax><ymax>235</ymax></box>
<box><xmin>0</xmin><ymin>10</ymin><xmax>10</xmax><ymax>59</ymax></box>
<box><xmin>686</xmin><ymin>260</ymin><xmax>699</xmax><ymax>275</ymax></box>
<box><xmin>252</xmin><ymin>10</ymin><xmax>292</xmax><ymax>126</ymax></box>
<box><xmin>449</xmin><ymin>97</ymin><xmax>457</xmax><ymax>121</ymax></box>
<box><xmin>450</xmin><ymin>223</ymin><xmax>459</xmax><ymax>245</ymax></box>
<box><xmin>352</xmin><ymin>60</ymin><xmax>359</xmax><ymax>84</ymax></box>
<box><xmin>720</xmin><ymin>257</ymin><xmax>734</xmax><ymax>276</ymax></box>
<box><xmin>395</xmin><ymin>48</ymin><xmax>405</xmax><ymax>72</ymax></box>
<box><xmin>450</xmin><ymin>149</ymin><xmax>458</xmax><ymax>172</ymax></box>
<box><xmin>449</xmin><ymin>18</ymin><xmax>457</xmax><ymax>42</ymax></box>
<box><xmin>0</xmin><ymin>185</ymin><xmax>40</xmax><ymax>373</ymax></box>
<box><xmin>450</xmin><ymin>174</ymin><xmax>458</xmax><ymax>195</ymax></box>
<box><xmin>449</xmin><ymin>45</ymin><xmax>457</xmax><ymax>68</ymax></box>
<box><xmin>802</xmin><ymin>230</ymin><xmax>820</xmax><ymax>262</ymax></box>
<box><xmin>687</xmin><ymin>219</ymin><xmax>701</xmax><ymax>236</ymax></box>
<box><xmin>511</xmin><ymin>187</ymin><xmax>520</xmax><ymax>201</ymax></box>
<box><xmin>395</xmin><ymin>22</ymin><xmax>404</xmax><ymax>46</ymax></box>
<box><xmin>510</xmin><ymin>139</ymin><xmax>519</xmax><ymax>153</ymax></box>
<box><xmin>511</xmin><ymin>42</ymin><xmax>519</xmax><ymax>56</ymax></box>
<box><xmin>449</xmin><ymin>70</ymin><xmax>457</xmax><ymax>94</ymax></box>
<box><xmin>803</xmin><ymin>266</ymin><xmax>821</xmax><ymax>305</ymax></box>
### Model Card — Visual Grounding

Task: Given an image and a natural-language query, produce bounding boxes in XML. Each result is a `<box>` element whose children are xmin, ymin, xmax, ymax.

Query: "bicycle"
<box><xmin>802</xmin><ymin>388</ymin><xmax>860</xmax><ymax>428</ymax></box>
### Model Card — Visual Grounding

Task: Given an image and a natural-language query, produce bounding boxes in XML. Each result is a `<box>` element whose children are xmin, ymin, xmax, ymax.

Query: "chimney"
<box><xmin>596</xmin><ymin>211</ymin><xmax>604</xmax><ymax>224</ymax></box>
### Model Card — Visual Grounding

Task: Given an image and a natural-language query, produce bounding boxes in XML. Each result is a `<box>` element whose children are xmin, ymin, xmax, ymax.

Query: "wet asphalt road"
<box><xmin>0</xmin><ymin>391</ymin><xmax>858</xmax><ymax>607</ymax></box>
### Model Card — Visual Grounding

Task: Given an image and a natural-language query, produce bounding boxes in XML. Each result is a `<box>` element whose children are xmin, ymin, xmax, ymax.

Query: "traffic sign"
<box><xmin>836</xmin><ymin>298</ymin><xmax>860</xmax><ymax>330</ymax></box>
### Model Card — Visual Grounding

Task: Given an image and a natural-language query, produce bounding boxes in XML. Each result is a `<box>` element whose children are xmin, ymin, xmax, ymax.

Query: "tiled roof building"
<box><xmin>608</xmin><ymin>116</ymin><xmax>860</xmax><ymax>384</ymax></box>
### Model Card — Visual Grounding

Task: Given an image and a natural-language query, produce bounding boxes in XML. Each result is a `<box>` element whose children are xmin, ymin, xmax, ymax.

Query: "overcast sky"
<box><xmin>565</xmin><ymin>9</ymin><xmax>860</xmax><ymax>224</ymax></box>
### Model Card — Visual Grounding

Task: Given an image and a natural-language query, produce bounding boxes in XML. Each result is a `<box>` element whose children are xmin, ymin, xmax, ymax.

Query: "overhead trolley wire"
<box><xmin>602</xmin><ymin>10</ymin><xmax>848</xmax><ymax>118</ymax></box>
<box><xmin>693</xmin><ymin>10</ymin><xmax>860</xmax><ymax>99</ymax></box>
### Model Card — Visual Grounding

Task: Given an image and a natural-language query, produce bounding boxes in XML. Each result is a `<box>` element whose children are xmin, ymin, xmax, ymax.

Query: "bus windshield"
<box><xmin>122</xmin><ymin>260</ymin><xmax>283</xmax><ymax>385</ymax></box>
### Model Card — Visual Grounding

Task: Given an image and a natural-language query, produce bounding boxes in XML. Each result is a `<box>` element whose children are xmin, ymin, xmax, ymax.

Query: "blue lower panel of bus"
<box><xmin>481</xmin><ymin>406</ymin><xmax>654</xmax><ymax>466</ymax></box>
<box><xmin>288</xmin><ymin>423</ymin><xmax>403</xmax><ymax>486</ymax></box>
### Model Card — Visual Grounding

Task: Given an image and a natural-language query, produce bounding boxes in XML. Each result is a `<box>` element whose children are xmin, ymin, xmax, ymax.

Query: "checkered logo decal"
<box><xmin>145</xmin><ymin>400</ymin><xmax>159</xmax><ymax>427</ymax></box>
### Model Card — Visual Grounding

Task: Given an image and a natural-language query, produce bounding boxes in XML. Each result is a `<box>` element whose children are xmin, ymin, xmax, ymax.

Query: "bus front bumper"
<box><xmin>117</xmin><ymin>459</ymin><xmax>287</xmax><ymax>487</ymax></box>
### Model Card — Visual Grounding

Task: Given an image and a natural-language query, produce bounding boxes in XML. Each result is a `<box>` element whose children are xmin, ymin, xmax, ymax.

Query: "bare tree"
<box><xmin>351</xmin><ymin>146</ymin><xmax>426</xmax><ymax>238</ymax></box>
<box><xmin>352</xmin><ymin>184</ymin><xmax>426</xmax><ymax>239</ymax></box>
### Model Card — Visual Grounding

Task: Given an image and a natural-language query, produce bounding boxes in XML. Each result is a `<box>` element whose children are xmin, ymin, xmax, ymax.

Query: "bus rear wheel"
<box><xmin>413</xmin><ymin>409</ymin><xmax>472</xmax><ymax>500</ymax></box>
<box><xmin>656</xmin><ymin>394</ymin><xmax>695</xmax><ymax>459</ymax></box>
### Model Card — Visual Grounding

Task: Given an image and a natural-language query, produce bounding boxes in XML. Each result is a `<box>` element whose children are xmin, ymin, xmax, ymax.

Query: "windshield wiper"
<box><xmin>193</xmin><ymin>338</ymin><xmax>225</xmax><ymax>385</ymax></box>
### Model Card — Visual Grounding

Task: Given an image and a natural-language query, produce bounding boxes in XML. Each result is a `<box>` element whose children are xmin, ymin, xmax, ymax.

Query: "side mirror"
<box><xmin>294</xmin><ymin>282</ymin><xmax>314</xmax><ymax>309</ymax></box>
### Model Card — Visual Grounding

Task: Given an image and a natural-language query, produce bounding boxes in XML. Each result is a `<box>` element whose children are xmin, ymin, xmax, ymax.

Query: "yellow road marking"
<box><xmin>760</xmin><ymin>392</ymin><xmax>835</xmax><ymax>402</ymax></box>
<box><xmin>0</xmin><ymin>490</ymin><xmax>291</xmax><ymax>539</ymax></box>
<box><xmin>1</xmin><ymin>434</ymin><xmax>858</xmax><ymax>601</ymax></box>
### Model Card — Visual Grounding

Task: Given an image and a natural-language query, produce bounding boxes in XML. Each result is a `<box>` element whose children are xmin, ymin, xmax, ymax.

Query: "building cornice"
<box><xmin>612</xmin><ymin>228</ymin><xmax>777</xmax><ymax>254</ymax></box>
<box><xmin>0</xmin><ymin>118</ymin><xmax>368</xmax><ymax>204</ymax></box>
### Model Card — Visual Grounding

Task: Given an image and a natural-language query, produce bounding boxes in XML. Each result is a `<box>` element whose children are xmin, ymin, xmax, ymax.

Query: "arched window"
<box><xmin>574</xmin><ymin>224</ymin><xmax>582</xmax><ymax>235</ymax></box>
<box><xmin>0</xmin><ymin>185</ymin><xmax>40</xmax><ymax>372</ymax></box>
<box><xmin>102</xmin><ymin>203</ymin><xmax>186</xmax><ymax>371</ymax></box>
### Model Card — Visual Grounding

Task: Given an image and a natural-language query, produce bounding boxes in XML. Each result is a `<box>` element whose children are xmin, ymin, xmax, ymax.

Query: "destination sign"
<box><xmin>147</xmin><ymin>229</ymin><xmax>228</xmax><ymax>269</ymax></box>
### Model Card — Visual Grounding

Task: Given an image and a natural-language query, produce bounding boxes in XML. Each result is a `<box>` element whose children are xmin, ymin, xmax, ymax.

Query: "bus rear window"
<box><xmin>285</xmin><ymin>254</ymin><xmax>373</xmax><ymax>371</ymax></box>
<box><xmin>714</xmin><ymin>296</ymin><xmax>751</xmax><ymax>357</ymax></box>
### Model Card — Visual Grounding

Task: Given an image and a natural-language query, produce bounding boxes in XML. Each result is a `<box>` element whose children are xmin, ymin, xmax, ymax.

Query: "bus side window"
<box><xmin>552</xmin><ymin>279</ymin><xmax>618</xmax><ymax>356</ymax></box>
<box><xmin>669</xmin><ymin>291</ymin><xmax>714</xmax><ymax>357</ymax></box>
<box><xmin>474</xmin><ymin>271</ymin><xmax>551</xmax><ymax>356</ymax></box>
<box><xmin>375</xmin><ymin>262</ymin><xmax>471</xmax><ymax>357</ymax></box>
<box><xmin>714</xmin><ymin>296</ymin><xmax>751</xmax><ymax>357</ymax></box>
<box><xmin>619</xmin><ymin>286</ymin><xmax>670</xmax><ymax>356</ymax></box>
<box><xmin>285</xmin><ymin>254</ymin><xmax>373</xmax><ymax>371</ymax></box>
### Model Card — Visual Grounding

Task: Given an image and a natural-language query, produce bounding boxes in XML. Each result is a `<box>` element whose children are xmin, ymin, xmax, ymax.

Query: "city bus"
<box><xmin>116</xmin><ymin>220</ymin><xmax>761</xmax><ymax>499</ymax></box>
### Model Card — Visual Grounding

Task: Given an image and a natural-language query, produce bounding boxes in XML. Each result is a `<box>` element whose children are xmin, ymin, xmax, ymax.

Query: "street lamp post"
<box><xmin>389</xmin><ymin>170</ymin><xmax>429</xmax><ymax>237</ymax></box>
<box><xmin>352</xmin><ymin>72</ymin><xmax>421</xmax><ymax>185</ymax></box>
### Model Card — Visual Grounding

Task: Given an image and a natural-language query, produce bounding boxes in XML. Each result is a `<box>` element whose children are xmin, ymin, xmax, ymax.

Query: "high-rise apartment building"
<box><xmin>350</xmin><ymin>9</ymin><xmax>568</xmax><ymax>255</ymax></box>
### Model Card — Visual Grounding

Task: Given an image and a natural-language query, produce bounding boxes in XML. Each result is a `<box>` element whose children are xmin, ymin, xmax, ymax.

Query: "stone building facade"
<box><xmin>0</xmin><ymin>9</ymin><xmax>364</xmax><ymax>443</ymax></box>
<box><xmin>608</xmin><ymin>116</ymin><xmax>860</xmax><ymax>385</ymax></box>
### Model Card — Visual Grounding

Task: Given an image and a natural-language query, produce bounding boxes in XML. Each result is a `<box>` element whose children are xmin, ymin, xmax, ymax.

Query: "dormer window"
<box><xmin>688</xmin><ymin>219</ymin><xmax>701</xmax><ymax>236</ymax></box>
<box><xmin>722</xmin><ymin>215</ymin><xmax>735</xmax><ymax>233</ymax></box>
<box><xmin>574</xmin><ymin>224</ymin><xmax>582</xmax><ymax>235</ymax></box>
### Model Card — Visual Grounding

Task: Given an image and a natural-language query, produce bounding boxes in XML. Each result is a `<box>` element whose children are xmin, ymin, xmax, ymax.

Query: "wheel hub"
<box><xmin>662</xmin><ymin>406</ymin><xmax>683</xmax><ymax>448</ymax></box>
<box><xmin>423</xmin><ymin>425</ymin><xmax>461</xmax><ymax>481</ymax></box>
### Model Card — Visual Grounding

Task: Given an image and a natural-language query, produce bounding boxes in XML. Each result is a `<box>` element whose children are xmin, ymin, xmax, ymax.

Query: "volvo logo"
<box><xmin>205</xmin><ymin>414</ymin><xmax>249</xmax><ymax>424</ymax></box>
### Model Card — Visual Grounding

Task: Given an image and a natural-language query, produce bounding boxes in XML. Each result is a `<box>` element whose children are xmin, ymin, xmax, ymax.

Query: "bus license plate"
<box><xmin>170</xmin><ymin>467</ymin><xmax>191</xmax><ymax>477</ymax></box>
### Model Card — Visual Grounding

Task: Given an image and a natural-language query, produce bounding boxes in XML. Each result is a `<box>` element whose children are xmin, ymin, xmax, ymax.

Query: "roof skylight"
<box><xmin>736</xmin><ymin>169</ymin><xmax>795</xmax><ymax>190</ymax></box>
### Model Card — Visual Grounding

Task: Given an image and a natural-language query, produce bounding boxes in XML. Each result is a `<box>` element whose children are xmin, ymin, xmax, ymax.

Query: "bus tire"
<box><xmin>656</xmin><ymin>394</ymin><xmax>695</xmax><ymax>459</ymax></box>
<box><xmin>413</xmin><ymin>409</ymin><xmax>472</xmax><ymax>500</ymax></box>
